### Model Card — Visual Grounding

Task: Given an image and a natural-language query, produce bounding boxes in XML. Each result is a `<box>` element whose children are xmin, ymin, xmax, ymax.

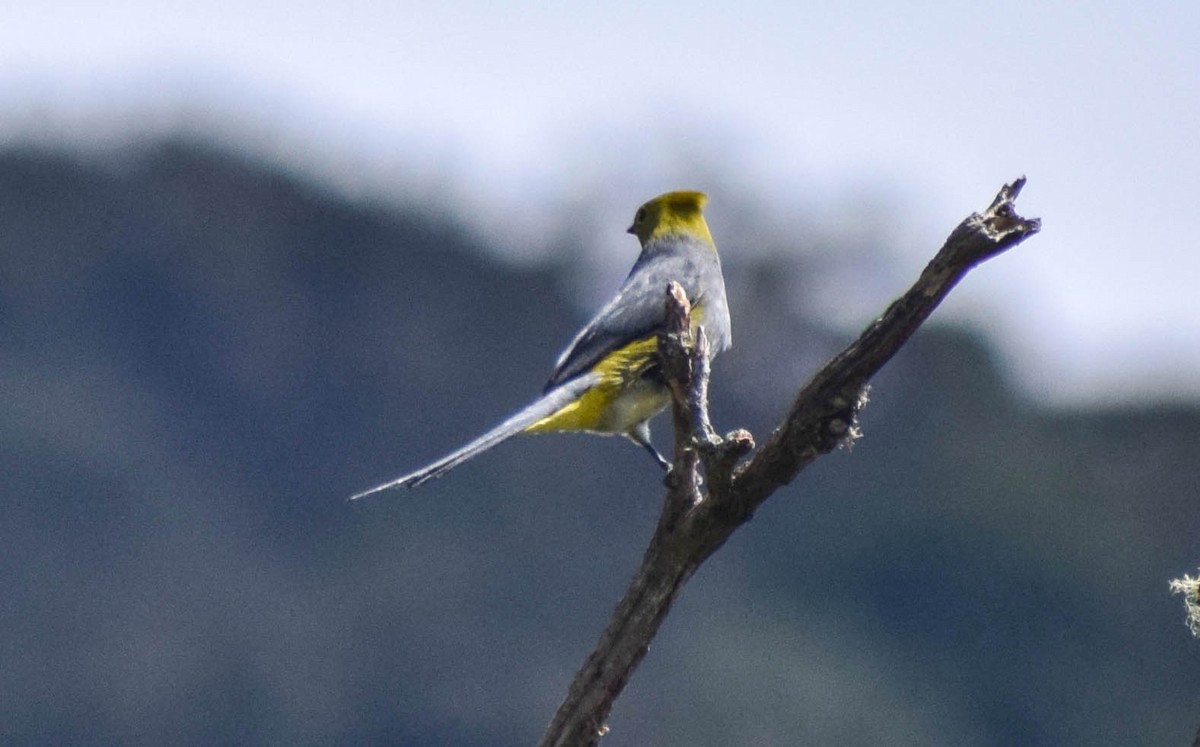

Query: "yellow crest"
<box><xmin>626</xmin><ymin>190</ymin><xmax>714</xmax><ymax>248</ymax></box>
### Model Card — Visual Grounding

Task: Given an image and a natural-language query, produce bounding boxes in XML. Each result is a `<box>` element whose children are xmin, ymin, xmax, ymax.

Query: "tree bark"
<box><xmin>539</xmin><ymin>178</ymin><xmax>1041</xmax><ymax>747</ymax></box>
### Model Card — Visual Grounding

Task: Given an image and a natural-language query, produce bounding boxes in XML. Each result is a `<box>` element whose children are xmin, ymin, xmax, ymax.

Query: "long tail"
<box><xmin>349</xmin><ymin>373</ymin><xmax>599</xmax><ymax>500</ymax></box>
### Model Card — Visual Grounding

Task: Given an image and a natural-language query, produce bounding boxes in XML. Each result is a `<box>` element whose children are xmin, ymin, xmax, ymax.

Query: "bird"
<box><xmin>350</xmin><ymin>190</ymin><xmax>731</xmax><ymax>500</ymax></box>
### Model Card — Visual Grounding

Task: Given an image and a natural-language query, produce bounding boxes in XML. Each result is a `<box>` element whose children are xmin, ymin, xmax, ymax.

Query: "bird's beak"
<box><xmin>626</xmin><ymin>224</ymin><xmax>635</xmax><ymax>235</ymax></box>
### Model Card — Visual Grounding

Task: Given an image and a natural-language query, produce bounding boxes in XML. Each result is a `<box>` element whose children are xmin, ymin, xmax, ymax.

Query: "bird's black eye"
<box><xmin>635</xmin><ymin>208</ymin><xmax>647</xmax><ymax>224</ymax></box>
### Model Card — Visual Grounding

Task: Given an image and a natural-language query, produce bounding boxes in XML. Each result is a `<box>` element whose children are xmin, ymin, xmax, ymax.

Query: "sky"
<box><xmin>1</xmin><ymin>0</ymin><xmax>1197</xmax><ymax>405</ymax></box>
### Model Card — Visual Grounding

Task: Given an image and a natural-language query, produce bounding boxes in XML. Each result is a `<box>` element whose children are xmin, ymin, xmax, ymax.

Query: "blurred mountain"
<box><xmin>1</xmin><ymin>140</ymin><xmax>1196</xmax><ymax>745</ymax></box>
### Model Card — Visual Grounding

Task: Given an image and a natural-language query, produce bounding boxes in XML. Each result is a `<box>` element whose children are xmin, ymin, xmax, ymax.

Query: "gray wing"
<box><xmin>545</xmin><ymin>247</ymin><xmax>705</xmax><ymax>390</ymax></box>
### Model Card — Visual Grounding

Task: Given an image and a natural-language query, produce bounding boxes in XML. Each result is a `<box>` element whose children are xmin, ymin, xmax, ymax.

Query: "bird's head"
<box><xmin>627</xmin><ymin>190</ymin><xmax>714</xmax><ymax>248</ymax></box>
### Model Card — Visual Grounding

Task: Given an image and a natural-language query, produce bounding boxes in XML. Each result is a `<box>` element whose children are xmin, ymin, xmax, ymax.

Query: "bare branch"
<box><xmin>539</xmin><ymin>178</ymin><xmax>1041</xmax><ymax>747</ymax></box>
<box><xmin>733</xmin><ymin>177</ymin><xmax>1040</xmax><ymax>511</ymax></box>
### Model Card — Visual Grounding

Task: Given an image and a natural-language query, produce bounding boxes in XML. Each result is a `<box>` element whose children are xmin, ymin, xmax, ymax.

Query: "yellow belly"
<box><xmin>525</xmin><ymin>336</ymin><xmax>669</xmax><ymax>434</ymax></box>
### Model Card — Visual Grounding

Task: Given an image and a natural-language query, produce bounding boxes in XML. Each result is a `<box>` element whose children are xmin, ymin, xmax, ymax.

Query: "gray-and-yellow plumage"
<box><xmin>350</xmin><ymin>190</ymin><xmax>731</xmax><ymax>500</ymax></box>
